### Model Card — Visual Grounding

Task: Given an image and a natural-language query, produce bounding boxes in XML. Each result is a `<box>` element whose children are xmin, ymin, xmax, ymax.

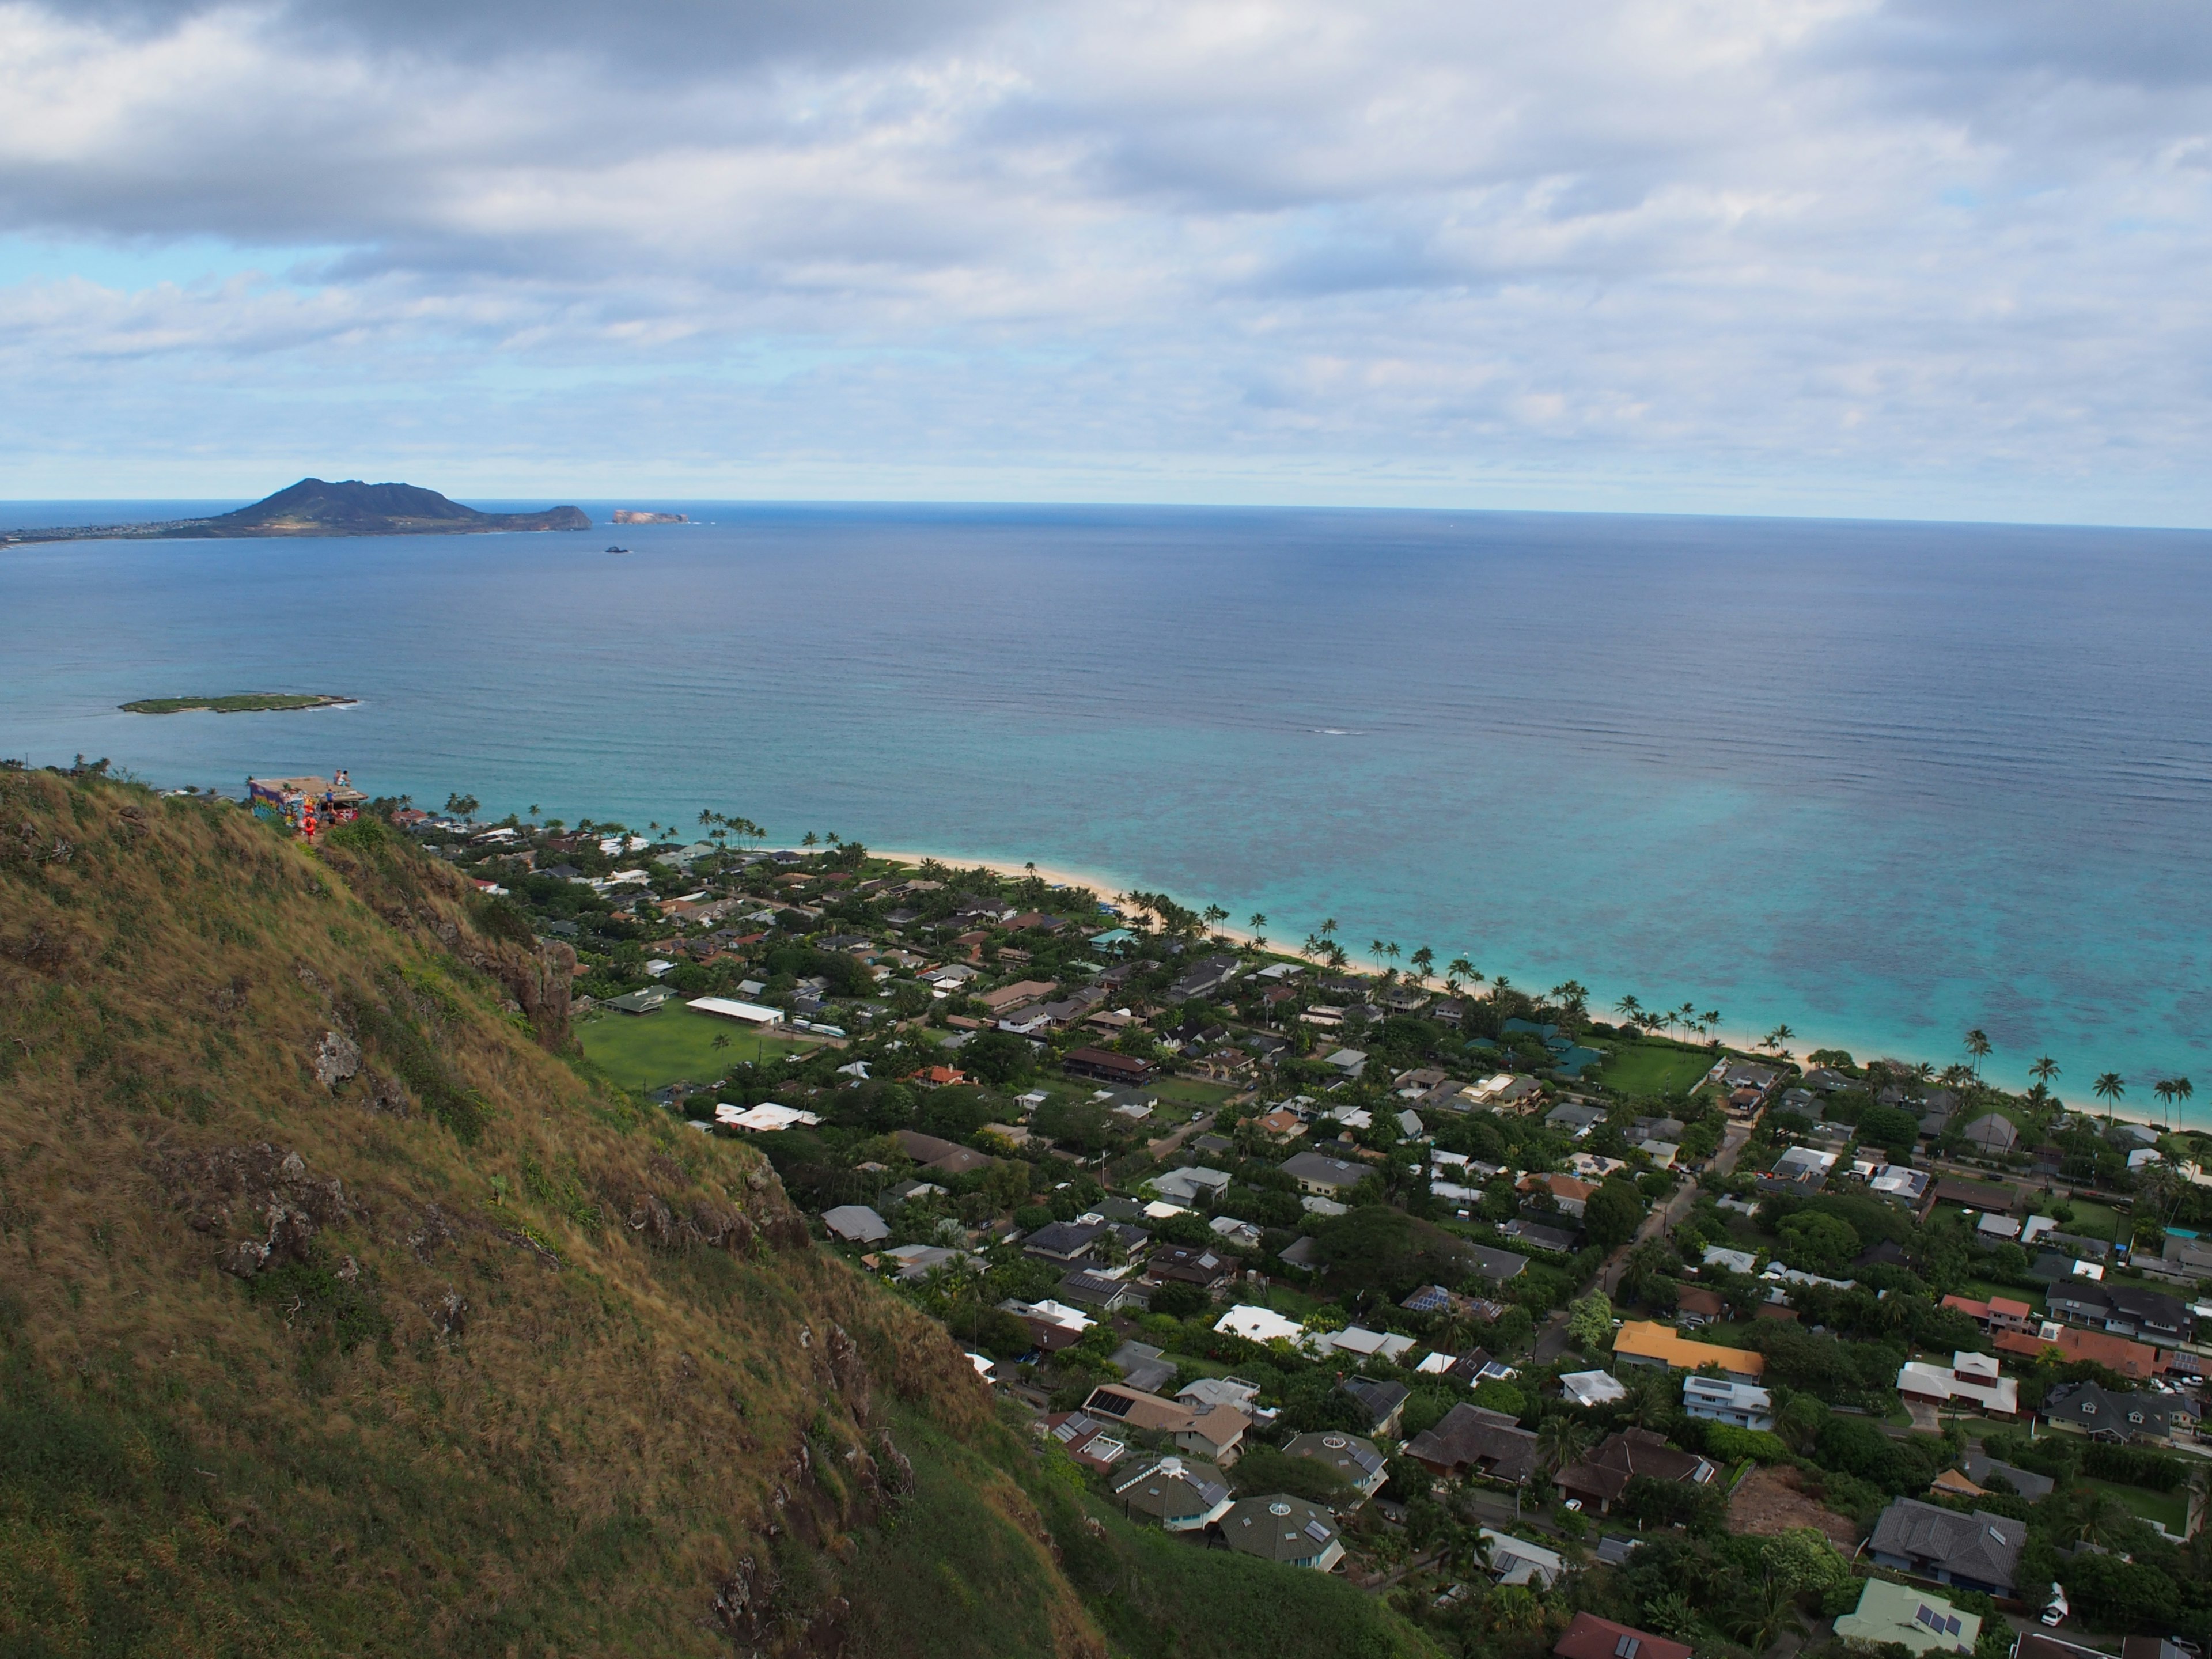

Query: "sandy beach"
<box><xmin>863</xmin><ymin>846</ymin><xmax>2160</xmax><ymax>1118</ymax></box>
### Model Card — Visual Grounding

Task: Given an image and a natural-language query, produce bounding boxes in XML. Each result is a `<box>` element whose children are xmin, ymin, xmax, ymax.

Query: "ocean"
<box><xmin>3</xmin><ymin>500</ymin><xmax>2208</xmax><ymax>1122</ymax></box>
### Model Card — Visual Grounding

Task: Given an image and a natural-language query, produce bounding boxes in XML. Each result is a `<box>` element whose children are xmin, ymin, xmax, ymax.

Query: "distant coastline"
<box><xmin>120</xmin><ymin>693</ymin><xmax>357</xmax><ymax>715</ymax></box>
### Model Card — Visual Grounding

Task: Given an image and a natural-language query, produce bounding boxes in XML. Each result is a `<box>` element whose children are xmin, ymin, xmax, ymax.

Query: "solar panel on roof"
<box><xmin>1304</xmin><ymin>1519</ymin><xmax>1333</xmax><ymax>1543</ymax></box>
<box><xmin>1945</xmin><ymin>1617</ymin><xmax>1961</xmax><ymax>1637</ymax></box>
<box><xmin>1615</xmin><ymin>1638</ymin><xmax>1641</xmax><ymax>1659</ymax></box>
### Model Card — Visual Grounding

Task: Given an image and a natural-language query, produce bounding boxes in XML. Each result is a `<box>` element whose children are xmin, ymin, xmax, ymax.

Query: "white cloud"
<box><xmin>0</xmin><ymin>0</ymin><xmax>2209</xmax><ymax>517</ymax></box>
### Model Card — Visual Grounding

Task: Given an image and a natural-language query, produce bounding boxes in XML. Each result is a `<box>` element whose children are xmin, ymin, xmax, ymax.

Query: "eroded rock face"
<box><xmin>312</xmin><ymin>1028</ymin><xmax>361</xmax><ymax>1088</ymax></box>
<box><xmin>428</xmin><ymin>1289</ymin><xmax>468</xmax><ymax>1338</ymax></box>
<box><xmin>162</xmin><ymin>1142</ymin><xmax>361</xmax><ymax>1277</ymax></box>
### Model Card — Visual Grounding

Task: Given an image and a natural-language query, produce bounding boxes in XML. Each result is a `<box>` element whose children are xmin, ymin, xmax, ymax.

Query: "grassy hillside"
<box><xmin>0</xmin><ymin>770</ymin><xmax>1097</xmax><ymax>1657</ymax></box>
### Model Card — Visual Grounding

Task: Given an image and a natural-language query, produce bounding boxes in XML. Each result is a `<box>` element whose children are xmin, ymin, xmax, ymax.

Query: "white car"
<box><xmin>2041</xmin><ymin>1586</ymin><xmax>2068</xmax><ymax>1628</ymax></box>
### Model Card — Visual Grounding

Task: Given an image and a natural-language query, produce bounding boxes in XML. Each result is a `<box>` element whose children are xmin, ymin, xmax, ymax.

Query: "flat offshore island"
<box><xmin>120</xmin><ymin>692</ymin><xmax>356</xmax><ymax>714</ymax></box>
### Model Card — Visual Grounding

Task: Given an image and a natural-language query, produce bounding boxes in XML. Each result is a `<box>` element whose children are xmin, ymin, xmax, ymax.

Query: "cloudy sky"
<box><xmin>4</xmin><ymin>0</ymin><xmax>2210</xmax><ymax>520</ymax></box>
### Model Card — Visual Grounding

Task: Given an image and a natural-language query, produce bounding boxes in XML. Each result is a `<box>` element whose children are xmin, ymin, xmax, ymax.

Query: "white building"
<box><xmin>1682</xmin><ymin>1375</ymin><xmax>1775</xmax><ymax>1431</ymax></box>
<box><xmin>1214</xmin><ymin>1305</ymin><xmax>1305</xmax><ymax>1346</ymax></box>
<box><xmin>1896</xmin><ymin>1351</ymin><xmax>2018</xmax><ymax>1418</ymax></box>
<box><xmin>1560</xmin><ymin>1370</ymin><xmax>1629</xmax><ymax>1408</ymax></box>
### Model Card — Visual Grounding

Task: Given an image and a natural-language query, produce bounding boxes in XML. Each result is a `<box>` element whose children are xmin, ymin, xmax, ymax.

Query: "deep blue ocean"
<box><xmin>4</xmin><ymin>499</ymin><xmax>2207</xmax><ymax>1122</ymax></box>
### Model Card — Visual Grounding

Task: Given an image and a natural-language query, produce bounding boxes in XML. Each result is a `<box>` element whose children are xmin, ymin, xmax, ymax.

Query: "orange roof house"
<box><xmin>1994</xmin><ymin>1325</ymin><xmax>2156</xmax><ymax>1380</ymax></box>
<box><xmin>1612</xmin><ymin>1320</ymin><xmax>1765</xmax><ymax>1380</ymax></box>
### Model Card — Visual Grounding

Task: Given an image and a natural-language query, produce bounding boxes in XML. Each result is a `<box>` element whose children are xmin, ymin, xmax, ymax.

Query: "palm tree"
<box><xmin>1411</xmin><ymin>945</ymin><xmax>1435</xmax><ymax>982</ymax></box>
<box><xmin>1536</xmin><ymin>1415</ymin><xmax>1590</xmax><ymax>1479</ymax></box>
<box><xmin>1616</xmin><ymin>993</ymin><xmax>1642</xmax><ymax>1021</ymax></box>
<box><xmin>527</xmin><ymin>804</ymin><xmax>540</xmax><ymax>821</ymax></box>
<box><xmin>2031</xmin><ymin>1054</ymin><xmax>2060</xmax><ymax>1088</ymax></box>
<box><xmin>2093</xmin><ymin>1071</ymin><xmax>2126</xmax><ymax>1123</ymax></box>
<box><xmin>2155</xmin><ymin>1078</ymin><xmax>2178</xmax><ymax>1129</ymax></box>
<box><xmin>1762</xmin><ymin>1024</ymin><xmax>1794</xmax><ymax>1054</ymax></box>
<box><xmin>1965</xmin><ymin>1028</ymin><xmax>1993</xmax><ymax>1077</ymax></box>
<box><xmin>1449</xmin><ymin>956</ymin><xmax>1476</xmax><ymax>984</ymax></box>
<box><xmin>1319</xmin><ymin>918</ymin><xmax>1338</xmax><ymax>940</ymax></box>
<box><xmin>1701</xmin><ymin>1009</ymin><xmax>1721</xmax><ymax>1047</ymax></box>
<box><xmin>2173</xmin><ymin>1075</ymin><xmax>2195</xmax><ymax>1130</ymax></box>
<box><xmin>1249</xmin><ymin>912</ymin><xmax>1267</xmax><ymax>932</ymax></box>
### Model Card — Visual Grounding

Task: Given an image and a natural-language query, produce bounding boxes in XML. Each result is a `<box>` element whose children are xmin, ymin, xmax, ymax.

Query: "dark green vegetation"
<box><xmin>119</xmin><ymin>693</ymin><xmax>357</xmax><ymax>714</ymax></box>
<box><xmin>0</xmin><ymin>774</ymin><xmax>1440</xmax><ymax>1658</ymax></box>
<box><xmin>0</xmin><ymin>478</ymin><xmax>588</xmax><ymax>544</ymax></box>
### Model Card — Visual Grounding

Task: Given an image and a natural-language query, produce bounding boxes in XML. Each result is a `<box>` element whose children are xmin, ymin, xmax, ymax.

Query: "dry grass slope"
<box><xmin>0</xmin><ymin>772</ymin><xmax>1098</xmax><ymax>1658</ymax></box>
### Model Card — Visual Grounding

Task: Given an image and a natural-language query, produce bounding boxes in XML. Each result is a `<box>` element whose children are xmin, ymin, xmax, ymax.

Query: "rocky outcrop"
<box><xmin>162</xmin><ymin>1142</ymin><xmax>360</xmax><ymax>1278</ymax></box>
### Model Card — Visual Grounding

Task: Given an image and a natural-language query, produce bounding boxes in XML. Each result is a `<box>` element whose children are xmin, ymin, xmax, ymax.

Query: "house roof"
<box><xmin>1281</xmin><ymin>1152</ymin><xmax>1368</xmax><ymax>1190</ymax></box>
<box><xmin>1282</xmin><ymin>1430</ymin><xmax>1385</xmax><ymax>1486</ymax></box>
<box><xmin>1218</xmin><ymin>1494</ymin><xmax>1341</xmax><ymax>1564</ymax></box>
<box><xmin>1834</xmin><ymin>1577</ymin><xmax>1981</xmax><ymax>1655</ymax></box>
<box><xmin>1675</xmin><ymin>1286</ymin><xmax>1725</xmax><ymax>1318</ymax></box>
<box><xmin>1460</xmin><ymin>1242</ymin><xmax>1531</xmax><ymax>1281</ymax></box>
<box><xmin>1558</xmin><ymin>1429</ymin><xmax>1716</xmax><ymax>1507</ymax></box>
<box><xmin>1339</xmin><ymin>1376</ymin><xmax>1408</xmax><ymax>1428</ymax></box>
<box><xmin>1552</xmin><ymin>1612</ymin><xmax>1694</xmax><ymax>1659</ymax></box>
<box><xmin>1111</xmin><ymin>1455</ymin><xmax>1230</xmax><ymax>1521</ymax></box>
<box><xmin>1407</xmin><ymin>1402</ymin><xmax>1540</xmax><ymax>1483</ymax></box>
<box><xmin>1612</xmin><ymin>1320</ymin><xmax>1764</xmax><ymax>1376</ymax></box>
<box><xmin>820</xmin><ymin>1205</ymin><xmax>890</xmax><ymax>1243</ymax></box>
<box><xmin>1867</xmin><ymin>1498</ymin><xmax>2024</xmax><ymax>1589</ymax></box>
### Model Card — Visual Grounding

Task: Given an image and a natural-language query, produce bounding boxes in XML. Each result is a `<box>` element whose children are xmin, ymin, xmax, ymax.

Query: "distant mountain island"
<box><xmin>610</xmin><ymin>509</ymin><xmax>688</xmax><ymax>524</ymax></box>
<box><xmin>1</xmin><ymin>478</ymin><xmax>590</xmax><ymax>544</ymax></box>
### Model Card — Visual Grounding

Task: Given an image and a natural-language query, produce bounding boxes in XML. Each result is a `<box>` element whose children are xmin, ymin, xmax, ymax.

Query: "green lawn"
<box><xmin>1589</xmin><ymin>1041</ymin><xmax>1715</xmax><ymax>1099</ymax></box>
<box><xmin>576</xmin><ymin>1003</ymin><xmax>818</xmax><ymax>1093</ymax></box>
<box><xmin>2080</xmin><ymin>1477</ymin><xmax>2188</xmax><ymax>1535</ymax></box>
<box><xmin>1153</xmin><ymin>1077</ymin><xmax>1237</xmax><ymax>1109</ymax></box>
<box><xmin>2056</xmin><ymin>1199</ymin><xmax>2127</xmax><ymax>1245</ymax></box>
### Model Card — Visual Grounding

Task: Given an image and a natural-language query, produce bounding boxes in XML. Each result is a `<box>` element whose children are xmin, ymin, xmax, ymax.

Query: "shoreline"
<box><xmin>870</xmin><ymin>844</ymin><xmax>2200</xmax><ymax>1135</ymax></box>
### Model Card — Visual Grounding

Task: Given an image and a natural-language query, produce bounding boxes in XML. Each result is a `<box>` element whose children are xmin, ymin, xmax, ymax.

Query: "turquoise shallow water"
<box><xmin>2</xmin><ymin>501</ymin><xmax>2208</xmax><ymax>1122</ymax></box>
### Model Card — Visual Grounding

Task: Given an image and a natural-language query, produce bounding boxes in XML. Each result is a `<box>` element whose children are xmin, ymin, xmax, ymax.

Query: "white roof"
<box><xmin>1480</xmin><ymin>1530</ymin><xmax>1564</xmax><ymax>1587</ymax></box>
<box><xmin>1560</xmin><ymin>1370</ymin><xmax>1629</xmax><ymax>1406</ymax></box>
<box><xmin>715</xmin><ymin>1101</ymin><xmax>821</xmax><ymax>1131</ymax></box>
<box><xmin>689</xmin><ymin>996</ymin><xmax>785</xmax><ymax>1025</ymax></box>
<box><xmin>1896</xmin><ymin>1359</ymin><xmax>2018</xmax><ymax>1415</ymax></box>
<box><xmin>1761</xmin><ymin>1263</ymin><xmax>1856</xmax><ymax>1291</ymax></box>
<box><xmin>1703</xmin><ymin>1245</ymin><xmax>1758</xmax><ymax>1274</ymax></box>
<box><xmin>1976</xmin><ymin>1213</ymin><xmax>2023</xmax><ymax>1239</ymax></box>
<box><xmin>1008</xmin><ymin>1298</ymin><xmax>1094</xmax><ymax>1332</ymax></box>
<box><xmin>1415</xmin><ymin>1351</ymin><xmax>1457</xmax><ymax>1374</ymax></box>
<box><xmin>1683</xmin><ymin>1375</ymin><xmax>1771</xmax><ymax>1408</ymax></box>
<box><xmin>1214</xmin><ymin>1305</ymin><xmax>1305</xmax><ymax>1345</ymax></box>
<box><xmin>1323</xmin><ymin>1327</ymin><xmax>1418</xmax><ymax>1362</ymax></box>
<box><xmin>965</xmin><ymin>1351</ymin><xmax>995</xmax><ymax>1377</ymax></box>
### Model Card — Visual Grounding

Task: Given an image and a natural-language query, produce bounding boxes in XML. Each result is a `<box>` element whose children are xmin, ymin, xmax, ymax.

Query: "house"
<box><xmin>1108</xmin><ymin>1340</ymin><xmax>1177</xmax><ymax>1394</ymax></box>
<box><xmin>2041</xmin><ymin>1380</ymin><xmax>2196</xmax><ymax>1444</ymax></box>
<box><xmin>604</xmin><ymin>987</ymin><xmax>673</xmax><ymax>1014</ymax></box>
<box><xmin>1554</xmin><ymin>1612</ymin><xmax>1694</xmax><ymax>1659</ymax></box>
<box><xmin>1460</xmin><ymin>1242</ymin><xmax>1532</xmax><ymax>1284</ymax></box>
<box><xmin>1675</xmin><ymin>1286</ymin><xmax>1725</xmax><ymax>1328</ymax></box>
<box><xmin>1499</xmin><ymin>1219</ymin><xmax>1579</xmax><ymax>1254</ymax></box>
<box><xmin>880</xmin><ymin>1242</ymin><xmax>971</xmax><ymax>1281</ymax></box>
<box><xmin>1522</xmin><ymin>1172</ymin><xmax>1596</xmax><ymax>1218</ymax></box>
<box><xmin>1084</xmin><ymin>1385</ymin><xmax>1250</xmax><ymax>1464</ymax></box>
<box><xmin>1146</xmin><ymin>1245</ymin><xmax>1236</xmax><ymax>1294</ymax></box>
<box><xmin>1922</xmin><ymin>1177</ymin><xmax>2017</xmax><ymax>1218</ymax></box>
<box><xmin>1180</xmin><ymin>1378</ymin><xmax>1262</xmax><ymax>1416</ymax></box>
<box><xmin>1150</xmin><ymin>1166</ymin><xmax>1233</xmax><ymax>1206</ymax></box>
<box><xmin>1216</xmin><ymin>1494</ymin><xmax>1345</xmax><ymax>1570</ymax></box>
<box><xmin>1546</xmin><ymin>1101</ymin><xmax>1606</xmax><ymax>1135</ymax></box>
<box><xmin>999</xmin><ymin>1297</ymin><xmax>1094</xmax><ymax>1351</ymax></box>
<box><xmin>1062</xmin><ymin>1046</ymin><xmax>1155</xmax><ymax>1085</ymax></box>
<box><xmin>1111</xmin><ymin>1455</ymin><xmax>1234</xmax><ymax>1531</ymax></box>
<box><xmin>1959</xmin><ymin>1113</ymin><xmax>2018</xmax><ymax>1153</ymax></box>
<box><xmin>2047</xmin><ymin>1280</ymin><xmax>2194</xmax><ymax>1347</ymax></box>
<box><xmin>1281</xmin><ymin>1152</ymin><xmax>1369</xmax><ymax>1197</ymax></box>
<box><xmin>1255</xmin><ymin>1107</ymin><xmax>1307</xmax><ymax>1139</ymax></box>
<box><xmin>1214</xmin><ymin>1305</ymin><xmax>1305</xmax><ymax>1346</ymax></box>
<box><xmin>1993</xmin><ymin>1322</ymin><xmax>2157</xmax><ymax>1380</ymax></box>
<box><xmin>2151</xmin><ymin>1231</ymin><xmax>2212</xmax><ymax>1283</ymax></box>
<box><xmin>1482</xmin><ymin>1529</ymin><xmax>1566</xmax><ymax>1588</ymax></box>
<box><xmin>1556</xmin><ymin>1429</ymin><xmax>1719</xmax><ymax>1514</ymax></box>
<box><xmin>1896</xmin><ymin>1352</ymin><xmax>2018</xmax><ymax>1418</ymax></box>
<box><xmin>1866</xmin><ymin>1498</ymin><xmax>2023</xmax><ymax>1596</ymax></box>
<box><xmin>1166</xmin><ymin>953</ymin><xmax>1242</xmax><ymax>1002</ymax></box>
<box><xmin>1022</xmin><ymin>1219</ymin><xmax>1148</xmax><ymax>1267</ymax></box>
<box><xmin>1407</xmin><ymin>1407</ymin><xmax>1548</xmax><ymax>1486</ymax></box>
<box><xmin>1059</xmin><ymin>1269</ymin><xmax>1146</xmax><ymax>1313</ymax></box>
<box><xmin>1042</xmin><ymin>1410</ymin><xmax>1130</xmax><ymax>1471</ymax></box>
<box><xmin>1339</xmin><ymin>1377</ymin><xmax>1409</xmax><ymax>1437</ymax></box>
<box><xmin>1832</xmin><ymin>1578</ymin><xmax>1981</xmax><ymax>1655</ymax></box>
<box><xmin>820</xmin><ymin>1205</ymin><xmax>890</xmax><ymax>1244</ymax></box>
<box><xmin>1939</xmin><ymin>1293</ymin><xmax>2036</xmax><ymax>1335</ymax></box>
<box><xmin>1763</xmin><ymin>1145</ymin><xmax>1839</xmax><ymax>1194</ymax></box>
<box><xmin>716</xmin><ymin>1102</ymin><xmax>823</xmax><ymax>1132</ymax></box>
<box><xmin>1560</xmin><ymin>1370</ymin><xmax>1630</xmax><ymax>1408</ymax></box>
<box><xmin>1682</xmin><ymin>1376</ymin><xmax>1774</xmax><ymax>1431</ymax></box>
<box><xmin>1317</xmin><ymin>1326</ymin><xmax>1418</xmax><ymax>1365</ymax></box>
<box><xmin>1281</xmin><ymin>1431</ymin><xmax>1388</xmax><ymax>1499</ymax></box>
<box><xmin>1210</xmin><ymin>1217</ymin><xmax>1263</xmax><ymax>1249</ymax></box>
<box><xmin>1959</xmin><ymin>1454</ymin><xmax>2054</xmax><ymax>1501</ymax></box>
<box><xmin>1612</xmin><ymin>1321</ymin><xmax>1765</xmax><ymax>1381</ymax></box>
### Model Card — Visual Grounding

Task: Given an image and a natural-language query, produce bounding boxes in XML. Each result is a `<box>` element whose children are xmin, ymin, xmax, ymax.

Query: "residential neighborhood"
<box><xmin>432</xmin><ymin>817</ymin><xmax>2209</xmax><ymax>1657</ymax></box>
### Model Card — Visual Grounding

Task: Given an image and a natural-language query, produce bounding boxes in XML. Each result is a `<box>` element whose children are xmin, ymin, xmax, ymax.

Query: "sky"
<box><xmin>4</xmin><ymin>0</ymin><xmax>2211</xmax><ymax>521</ymax></box>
